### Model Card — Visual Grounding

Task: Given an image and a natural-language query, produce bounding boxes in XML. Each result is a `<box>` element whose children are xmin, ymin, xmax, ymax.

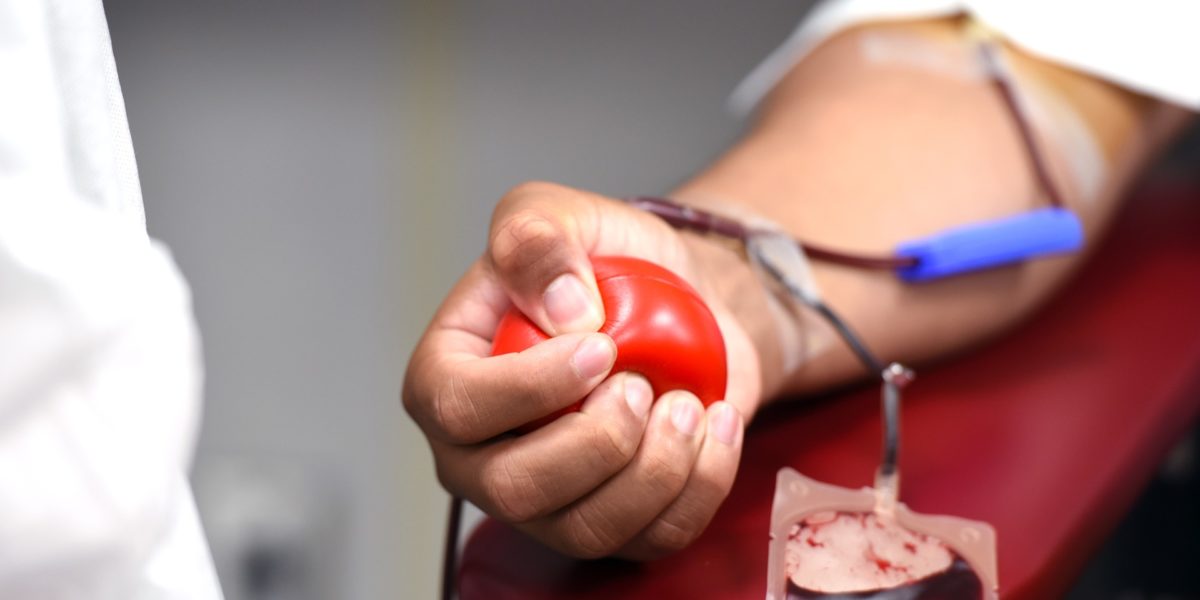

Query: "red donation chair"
<box><xmin>458</xmin><ymin>183</ymin><xmax>1200</xmax><ymax>599</ymax></box>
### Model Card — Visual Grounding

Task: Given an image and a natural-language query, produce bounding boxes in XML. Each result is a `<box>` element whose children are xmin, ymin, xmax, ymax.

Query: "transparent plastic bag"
<box><xmin>765</xmin><ymin>469</ymin><xmax>998</xmax><ymax>599</ymax></box>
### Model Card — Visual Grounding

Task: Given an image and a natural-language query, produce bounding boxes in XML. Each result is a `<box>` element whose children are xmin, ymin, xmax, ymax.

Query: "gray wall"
<box><xmin>105</xmin><ymin>1</ymin><xmax>806</xmax><ymax>597</ymax></box>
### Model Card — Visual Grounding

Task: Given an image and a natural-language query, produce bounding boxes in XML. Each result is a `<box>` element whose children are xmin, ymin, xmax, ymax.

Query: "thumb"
<box><xmin>486</xmin><ymin>182</ymin><xmax>606</xmax><ymax>336</ymax></box>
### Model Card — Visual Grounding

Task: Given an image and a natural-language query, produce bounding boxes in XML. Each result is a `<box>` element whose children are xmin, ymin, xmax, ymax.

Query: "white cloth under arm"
<box><xmin>731</xmin><ymin>0</ymin><xmax>1200</xmax><ymax>114</ymax></box>
<box><xmin>0</xmin><ymin>1</ymin><xmax>222</xmax><ymax>598</ymax></box>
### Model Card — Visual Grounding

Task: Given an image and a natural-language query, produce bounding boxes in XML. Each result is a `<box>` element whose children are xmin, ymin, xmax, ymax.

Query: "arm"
<box><xmin>679</xmin><ymin>16</ymin><xmax>1193</xmax><ymax>402</ymax></box>
<box><xmin>403</xmin><ymin>16</ymin><xmax>1193</xmax><ymax>560</ymax></box>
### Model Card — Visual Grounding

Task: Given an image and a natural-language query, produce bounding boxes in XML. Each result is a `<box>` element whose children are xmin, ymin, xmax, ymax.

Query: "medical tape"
<box><xmin>858</xmin><ymin>21</ymin><xmax>1105</xmax><ymax>205</ymax></box>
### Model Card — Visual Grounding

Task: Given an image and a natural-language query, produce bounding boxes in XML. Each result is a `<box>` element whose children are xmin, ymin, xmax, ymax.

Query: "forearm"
<box><xmin>676</xmin><ymin>17</ymin><xmax>1192</xmax><ymax>404</ymax></box>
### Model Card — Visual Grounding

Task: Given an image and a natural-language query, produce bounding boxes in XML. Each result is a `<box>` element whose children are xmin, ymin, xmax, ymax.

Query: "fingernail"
<box><xmin>670</xmin><ymin>395</ymin><xmax>700</xmax><ymax>436</ymax></box>
<box><xmin>623</xmin><ymin>374</ymin><xmax>652</xmax><ymax>419</ymax></box>
<box><xmin>571</xmin><ymin>335</ymin><xmax>615</xmax><ymax>380</ymax></box>
<box><xmin>711</xmin><ymin>403</ymin><xmax>740</xmax><ymax>446</ymax></box>
<box><xmin>544</xmin><ymin>273</ymin><xmax>603</xmax><ymax>333</ymax></box>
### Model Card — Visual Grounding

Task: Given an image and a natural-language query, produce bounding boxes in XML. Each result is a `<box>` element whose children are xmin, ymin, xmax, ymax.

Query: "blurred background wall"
<box><xmin>103</xmin><ymin>1</ymin><xmax>806</xmax><ymax>597</ymax></box>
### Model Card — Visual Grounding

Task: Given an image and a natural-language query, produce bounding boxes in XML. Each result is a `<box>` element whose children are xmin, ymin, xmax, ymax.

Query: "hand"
<box><xmin>402</xmin><ymin>181</ymin><xmax>769</xmax><ymax>559</ymax></box>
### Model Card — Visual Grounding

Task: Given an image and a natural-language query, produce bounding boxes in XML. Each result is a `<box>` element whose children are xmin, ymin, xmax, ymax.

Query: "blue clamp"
<box><xmin>895</xmin><ymin>208</ymin><xmax>1084</xmax><ymax>282</ymax></box>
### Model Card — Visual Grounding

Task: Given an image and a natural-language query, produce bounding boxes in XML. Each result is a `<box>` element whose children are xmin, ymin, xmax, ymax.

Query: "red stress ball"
<box><xmin>492</xmin><ymin>256</ymin><xmax>728</xmax><ymax>432</ymax></box>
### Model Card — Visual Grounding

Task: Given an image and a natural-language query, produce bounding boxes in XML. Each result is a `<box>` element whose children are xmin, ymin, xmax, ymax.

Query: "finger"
<box><xmin>522</xmin><ymin>390</ymin><xmax>707</xmax><ymax>558</ymax></box>
<box><xmin>435</xmin><ymin>373</ymin><xmax>654</xmax><ymax>523</ymax></box>
<box><xmin>408</xmin><ymin>331</ymin><xmax>616</xmax><ymax>444</ymax></box>
<box><xmin>425</xmin><ymin>260</ymin><xmax>514</xmax><ymax>347</ymax></box>
<box><xmin>487</xmin><ymin>182</ymin><xmax>606</xmax><ymax>336</ymax></box>
<box><xmin>617</xmin><ymin>401</ymin><xmax>745</xmax><ymax>560</ymax></box>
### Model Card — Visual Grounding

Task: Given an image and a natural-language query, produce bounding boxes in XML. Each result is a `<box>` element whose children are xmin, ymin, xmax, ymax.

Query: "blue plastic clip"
<box><xmin>895</xmin><ymin>207</ymin><xmax>1083</xmax><ymax>282</ymax></box>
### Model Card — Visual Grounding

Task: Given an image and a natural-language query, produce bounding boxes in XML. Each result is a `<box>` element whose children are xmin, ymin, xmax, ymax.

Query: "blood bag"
<box><xmin>766</xmin><ymin>469</ymin><xmax>998</xmax><ymax>600</ymax></box>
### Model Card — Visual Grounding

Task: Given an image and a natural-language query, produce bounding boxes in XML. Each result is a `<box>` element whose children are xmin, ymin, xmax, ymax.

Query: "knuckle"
<box><xmin>400</xmin><ymin>373</ymin><xmax>421</xmax><ymax>420</ymax></box>
<box><xmin>480</xmin><ymin>456</ymin><xmax>542</xmax><ymax>524</ymax></box>
<box><xmin>400</xmin><ymin>351</ymin><xmax>434</xmax><ymax>420</ymax></box>
<box><xmin>642</xmin><ymin>454</ymin><xmax>691</xmax><ymax>496</ymax></box>
<box><xmin>519</xmin><ymin>374</ymin><xmax>557</xmax><ymax>413</ymax></box>
<box><xmin>585</xmin><ymin>419</ymin><xmax>639</xmax><ymax>474</ymax></box>
<box><xmin>562</xmin><ymin>506</ymin><xmax>624</xmax><ymax>559</ymax></box>
<box><xmin>489</xmin><ymin>208</ymin><xmax>561</xmax><ymax>275</ymax></box>
<box><xmin>431</xmin><ymin>373</ymin><xmax>484</xmax><ymax>443</ymax></box>
<box><xmin>641</xmin><ymin>515</ymin><xmax>702</xmax><ymax>556</ymax></box>
<box><xmin>432</xmin><ymin>457</ymin><xmax>458</xmax><ymax>496</ymax></box>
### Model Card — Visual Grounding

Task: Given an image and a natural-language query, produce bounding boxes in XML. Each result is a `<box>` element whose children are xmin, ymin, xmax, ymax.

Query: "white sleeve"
<box><xmin>0</xmin><ymin>1</ymin><xmax>223</xmax><ymax>599</ymax></box>
<box><xmin>731</xmin><ymin>0</ymin><xmax>1200</xmax><ymax>114</ymax></box>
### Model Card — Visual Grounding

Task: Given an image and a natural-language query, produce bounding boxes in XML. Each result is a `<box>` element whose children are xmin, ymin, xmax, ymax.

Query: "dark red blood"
<box><xmin>786</xmin><ymin>556</ymin><xmax>983</xmax><ymax>600</ymax></box>
<box><xmin>491</xmin><ymin>256</ymin><xmax>728</xmax><ymax>432</ymax></box>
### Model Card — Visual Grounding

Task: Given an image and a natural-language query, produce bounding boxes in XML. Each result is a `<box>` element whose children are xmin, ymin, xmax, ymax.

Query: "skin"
<box><xmin>402</xmin><ymin>17</ymin><xmax>1192</xmax><ymax>560</ymax></box>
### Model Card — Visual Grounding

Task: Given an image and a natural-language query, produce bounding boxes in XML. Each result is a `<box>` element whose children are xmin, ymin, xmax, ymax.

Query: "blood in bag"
<box><xmin>766</xmin><ymin>469</ymin><xmax>997</xmax><ymax>600</ymax></box>
<box><xmin>782</xmin><ymin>511</ymin><xmax>984</xmax><ymax>599</ymax></box>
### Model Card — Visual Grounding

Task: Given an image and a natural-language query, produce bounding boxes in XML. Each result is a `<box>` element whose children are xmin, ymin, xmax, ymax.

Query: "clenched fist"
<box><xmin>402</xmin><ymin>181</ymin><xmax>778</xmax><ymax>559</ymax></box>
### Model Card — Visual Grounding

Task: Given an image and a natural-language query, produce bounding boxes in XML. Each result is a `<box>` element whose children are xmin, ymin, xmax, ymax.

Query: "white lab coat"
<box><xmin>0</xmin><ymin>1</ymin><xmax>223</xmax><ymax>598</ymax></box>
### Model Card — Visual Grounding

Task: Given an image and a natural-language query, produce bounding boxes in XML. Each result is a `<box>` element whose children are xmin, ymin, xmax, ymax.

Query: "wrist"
<box><xmin>678</xmin><ymin>229</ymin><xmax>792</xmax><ymax>414</ymax></box>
